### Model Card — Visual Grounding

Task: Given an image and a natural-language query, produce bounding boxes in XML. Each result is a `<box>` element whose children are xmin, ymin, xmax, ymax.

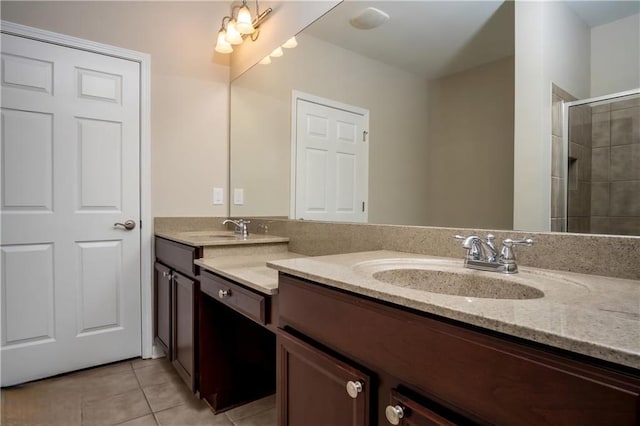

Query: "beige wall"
<box><xmin>1</xmin><ymin>1</ymin><xmax>231</xmax><ymax>217</ymax></box>
<box><xmin>230</xmin><ymin>33</ymin><xmax>430</xmax><ymax>225</ymax></box>
<box><xmin>591</xmin><ymin>13</ymin><xmax>640</xmax><ymax>97</ymax></box>
<box><xmin>426</xmin><ymin>56</ymin><xmax>515</xmax><ymax>230</ymax></box>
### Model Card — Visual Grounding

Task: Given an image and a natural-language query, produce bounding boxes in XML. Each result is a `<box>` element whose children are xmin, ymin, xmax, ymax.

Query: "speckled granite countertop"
<box><xmin>268</xmin><ymin>250</ymin><xmax>640</xmax><ymax>369</ymax></box>
<box><xmin>196</xmin><ymin>252</ymin><xmax>306</xmax><ymax>295</ymax></box>
<box><xmin>156</xmin><ymin>230</ymin><xmax>289</xmax><ymax>247</ymax></box>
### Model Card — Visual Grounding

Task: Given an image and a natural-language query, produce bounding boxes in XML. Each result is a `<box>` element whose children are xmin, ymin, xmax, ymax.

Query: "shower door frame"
<box><xmin>561</xmin><ymin>87</ymin><xmax>640</xmax><ymax>232</ymax></box>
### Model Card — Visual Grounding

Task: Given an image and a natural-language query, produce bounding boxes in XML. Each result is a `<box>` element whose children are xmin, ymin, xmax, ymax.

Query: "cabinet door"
<box><xmin>173</xmin><ymin>271</ymin><xmax>196</xmax><ymax>391</ymax></box>
<box><xmin>277</xmin><ymin>331</ymin><xmax>370</xmax><ymax>426</ymax></box>
<box><xmin>154</xmin><ymin>262</ymin><xmax>172</xmax><ymax>357</ymax></box>
<box><xmin>383</xmin><ymin>390</ymin><xmax>458</xmax><ymax>426</ymax></box>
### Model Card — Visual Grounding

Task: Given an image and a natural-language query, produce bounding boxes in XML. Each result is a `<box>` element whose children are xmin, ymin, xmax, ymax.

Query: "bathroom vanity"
<box><xmin>269</xmin><ymin>251</ymin><xmax>640</xmax><ymax>425</ymax></box>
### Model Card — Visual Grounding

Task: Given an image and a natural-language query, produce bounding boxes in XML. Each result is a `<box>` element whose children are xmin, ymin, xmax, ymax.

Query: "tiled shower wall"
<box><xmin>550</xmin><ymin>84</ymin><xmax>576</xmax><ymax>232</ymax></box>
<box><xmin>567</xmin><ymin>103</ymin><xmax>593</xmax><ymax>233</ymax></box>
<box><xmin>590</xmin><ymin>97</ymin><xmax>640</xmax><ymax>235</ymax></box>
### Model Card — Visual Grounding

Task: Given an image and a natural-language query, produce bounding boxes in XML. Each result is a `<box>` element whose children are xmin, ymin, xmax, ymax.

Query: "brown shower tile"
<box><xmin>609</xmin><ymin>217</ymin><xmax>640</xmax><ymax>236</ymax></box>
<box><xmin>568</xmin><ymin>217</ymin><xmax>590</xmax><ymax>233</ymax></box>
<box><xmin>551</xmin><ymin>135</ymin><xmax>563</xmax><ymax>177</ymax></box>
<box><xmin>552</xmin><ymin>93</ymin><xmax>563</xmax><ymax>137</ymax></box>
<box><xmin>551</xmin><ymin>218</ymin><xmax>565</xmax><ymax>232</ymax></box>
<box><xmin>591</xmin><ymin>183</ymin><xmax>610</xmax><ymax>217</ymax></box>
<box><xmin>591</xmin><ymin>112</ymin><xmax>610</xmax><ymax>147</ymax></box>
<box><xmin>82</xmin><ymin>388</ymin><xmax>151</xmax><ymax>426</ymax></box>
<box><xmin>611</xmin><ymin>97</ymin><xmax>640</xmax><ymax>111</ymax></box>
<box><xmin>611</xmin><ymin>107</ymin><xmax>640</xmax><ymax>146</ymax></box>
<box><xmin>610</xmin><ymin>181</ymin><xmax>640</xmax><ymax>216</ymax></box>
<box><xmin>590</xmin><ymin>217</ymin><xmax>611</xmax><ymax>234</ymax></box>
<box><xmin>591</xmin><ymin>103</ymin><xmax>611</xmax><ymax>114</ymax></box>
<box><xmin>591</xmin><ymin>147</ymin><xmax>609</xmax><ymax>182</ymax></box>
<box><xmin>551</xmin><ymin>177</ymin><xmax>563</xmax><ymax>218</ymax></box>
<box><xmin>568</xmin><ymin>181</ymin><xmax>591</xmax><ymax>217</ymax></box>
<box><xmin>611</xmin><ymin>144</ymin><xmax>640</xmax><ymax>181</ymax></box>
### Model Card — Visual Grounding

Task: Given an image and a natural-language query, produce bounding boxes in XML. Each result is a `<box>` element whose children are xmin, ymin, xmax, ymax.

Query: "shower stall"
<box><xmin>560</xmin><ymin>89</ymin><xmax>640</xmax><ymax>236</ymax></box>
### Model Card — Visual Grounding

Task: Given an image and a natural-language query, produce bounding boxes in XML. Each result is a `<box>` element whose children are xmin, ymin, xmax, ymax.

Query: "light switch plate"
<box><xmin>233</xmin><ymin>188</ymin><xmax>244</xmax><ymax>205</ymax></box>
<box><xmin>213</xmin><ymin>187</ymin><xmax>224</xmax><ymax>205</ymax></box>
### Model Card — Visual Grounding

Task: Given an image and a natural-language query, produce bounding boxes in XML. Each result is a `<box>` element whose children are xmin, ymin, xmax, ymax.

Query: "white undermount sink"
<box><xmin>177</xmin><ymin>231</ymin><xmax>238</xmax><ymax>240</ymax></box>
<box><xmin>352</xmin><ymin>257</ymin><xmax>588</xmax><ymax>300</ymax></box>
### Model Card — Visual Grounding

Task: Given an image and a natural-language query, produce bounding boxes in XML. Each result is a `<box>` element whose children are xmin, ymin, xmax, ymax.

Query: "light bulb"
<box><xmin>215</xmin><ymin>29</ymin><xmax>233</xmax><ymax>54</ymax></box>
<box><xmin>282</xmin><ymin>37</ymin><xmax>298</xmax><ymax>49</ymax></box>
<box><xmin>236</xmin><ymin>5</ymin><xmax>255</xmax><ymax>34</ymax></box>
<box><xmin>259</xmin><ymin>55</ymin><xmax>271</xmax><ymax>65</ymax></box>
<box><xmin>270</xmin><ymin>47</ymin><xmax>283</xmax><ymax>58</ymax></box>
<box><xmin>225</xmin><ymin>19</ymin><xmax>243</xmax><ymax>45</ymax></box>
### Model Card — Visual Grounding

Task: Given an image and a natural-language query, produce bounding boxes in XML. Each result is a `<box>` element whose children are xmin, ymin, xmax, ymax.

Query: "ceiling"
<box><xmin>304</xmin><ymin>1</ymin><xmax>514</xmax><ymax>80</ymax></box>
<box><xmin>565</xmin><ymin>1</ymin><xmax>640</xmax><ymax>27</ymax></box>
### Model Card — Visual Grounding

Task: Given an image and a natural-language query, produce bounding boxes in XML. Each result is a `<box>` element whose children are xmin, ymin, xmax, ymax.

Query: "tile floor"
<box><xmin>1</xmin><ymin>357</ymin><xmax>276</xmax><ymax>426</ymax></box>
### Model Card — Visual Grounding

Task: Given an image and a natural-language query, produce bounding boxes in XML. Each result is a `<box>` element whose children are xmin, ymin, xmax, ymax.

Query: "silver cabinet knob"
<box><xmin>114</xmin><ymin>220</ymin><xmax>136</xmax><ymax>230</ymax></box>
<box><xmin>385</xmin><ymin>405</ymin><xmax>405</xmax><ymax>425</ymax></box>
<box><xmin>218</xmin><ymin>289</ymin><xmax>231</xmax><ymax>299</ymax></box>
<box><xmin>345</xmin><ymin>380</ymin><xmax>363</xmax><ymax>399</ymax></box>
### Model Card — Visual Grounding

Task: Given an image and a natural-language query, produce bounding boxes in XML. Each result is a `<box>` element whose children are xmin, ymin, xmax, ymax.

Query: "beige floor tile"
<box><xmin>155</xmin><ymin>400</ymin><xmax>232</xmax><ymax>426</ymax></box>
<box><xmin>224</xmin><ymin>394</ymin><xmax>276</xmax><ymax>421</ymax></box>
<box><xmin>131</xmin><ymin>357</ymin><xmax>167</xmax><ymax>370</ymax></box>
<box><xmin>115</xmin><ymin>414</ymin><xmax>158</xmax><ymax>426</ymax></box>
<box><xmin>1</xmin><ymin>384</ymin><xmax>82</xmax><ymax>426</ymax></box>
<box><xmin>82</xmin><ymin>388</ymin><xmax>151</xmax><ymax>426</ymax></box>
<box><xmin>133</xmin><ymin>361</ymin><xmax>181</xmax><ymax>388</ymax></box>
<box><xmin>232</xmin><ymin>407</ymin><xmax>276</xmax><ymax>426</ymax></box>
<box><xmin>142</xmin><ymin>378</ymin><xmax>195</xmax><ymax>412</ymax></box>
<box><xmin>82</xmin><ymin>369</ymin><xmax>141</xmax><ymax>403</ymax></box>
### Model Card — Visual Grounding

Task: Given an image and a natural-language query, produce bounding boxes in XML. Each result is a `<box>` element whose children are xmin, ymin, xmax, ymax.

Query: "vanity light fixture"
<box><xmin>282</xmin><ymin>36</ymin><xmax>298</xmax><ymax>49</ymax></box>
<box><xmin>259</xmin><ymin>55</ymin><xmax>272</xmax><ymax>65</ymax></box>
<box><xmin>270</xmin><ymin>46</ymin><xmax>284</xmax><ymax>58</ymax></box>
<box><xmin>214</xmin><ymin>0</ymin><xmax>273</xmax><ymax>54</ymax></box>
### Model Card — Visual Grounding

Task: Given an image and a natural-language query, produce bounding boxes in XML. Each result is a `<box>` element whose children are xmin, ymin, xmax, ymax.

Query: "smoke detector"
<box><xmin>350</xmin><ymin>7</ymin><xmax>390</xmax><ymax>30</ymax></box>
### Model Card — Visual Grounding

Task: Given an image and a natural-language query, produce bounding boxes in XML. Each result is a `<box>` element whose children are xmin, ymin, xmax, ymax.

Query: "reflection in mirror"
<box><xmin>230</xmin><ymin>1</ymin><xmax>640</xmax><ymax>234</ymax></box>
<box><xmin>562</xmin><ymin>92</ymin><xmax>640</xmax><ymax>236</ymax></box>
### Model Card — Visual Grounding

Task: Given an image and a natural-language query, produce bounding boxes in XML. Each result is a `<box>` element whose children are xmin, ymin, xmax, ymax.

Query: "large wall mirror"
<box><xmin>230</xmin><ymin>1</ymin><xmax>640</xmax><ymax>234</ymax></box>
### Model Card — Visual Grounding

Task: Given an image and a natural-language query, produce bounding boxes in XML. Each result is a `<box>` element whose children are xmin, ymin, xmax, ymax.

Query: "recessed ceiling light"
<box><xmin>350</xmin><ymin>7</ymin><xmax>390</xmax><ymax>30</ymax></box>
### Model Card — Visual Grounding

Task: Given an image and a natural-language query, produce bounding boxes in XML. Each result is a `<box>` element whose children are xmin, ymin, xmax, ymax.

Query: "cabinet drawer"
<box><xmin>278</xmin><ymin>273</ymin><xmax>640</xmax><ymax>425</ymax></box>
<box><xmin>155</xmin><ymin>237</ymin><xmax>199</xmax><ymax>277</ymax></box>
<box><xmin>201</xmin><ymin>271</ymin><xmax>266</xmax><ymax>324</ymax></box>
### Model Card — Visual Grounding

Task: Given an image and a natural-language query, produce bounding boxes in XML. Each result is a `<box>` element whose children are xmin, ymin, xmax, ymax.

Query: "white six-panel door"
<box><xmin>294</xmin><ymin>96</ymin><xmax>368</xmax><ymax>223</ymax></box>
<box><xmin>0</xmin><ymin>34</ymin><xmax>141</xmax><ymax>386</ymax></box>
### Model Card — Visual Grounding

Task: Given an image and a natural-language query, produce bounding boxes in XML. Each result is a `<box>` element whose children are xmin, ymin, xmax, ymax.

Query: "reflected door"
<box><xmin>294</xmin><ymin>96</ymin><xmax>368</xmax><ymax>223</ymax></box>
<box><xmin>0</xmin><ymin>34</ymin><xmax>141</xmax><ymax>386</ymax></box>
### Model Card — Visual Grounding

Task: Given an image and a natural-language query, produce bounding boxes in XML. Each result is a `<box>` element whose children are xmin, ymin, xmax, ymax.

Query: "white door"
<box><xmin>294</xmin><ymin>96</ymin><xmax>368</xmax><ymax>222</ymax></box>
<box><xmin>0</xmin><ymin>33</ymin><xmax>141</xmax><ymax>386</ymax></box>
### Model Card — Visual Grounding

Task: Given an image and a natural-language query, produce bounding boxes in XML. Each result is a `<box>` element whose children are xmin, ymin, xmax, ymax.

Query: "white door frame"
<box><xmin>290</xmin><ymin>90</ymin><xmax>370</xmax><ymax>220</ymax></box>
<box><xmin>1</xmin><ymin>21</ymin><xmax>154</xmax><ymax>359</ymax></box>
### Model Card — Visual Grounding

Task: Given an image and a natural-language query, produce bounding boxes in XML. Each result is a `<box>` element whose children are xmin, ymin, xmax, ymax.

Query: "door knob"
<box><xmin>346</xmin><ymin>380</ymin><xmax>363</xmax><ymax>399</ymax></box>
<box><xmin>114</xmin><ymin>220</ymin><xmax>136</xmax><ymax>230</ymax></box>
<box><xmin>385</xmin><ymin>405</ymin><xmax>405</xmax><ymax>425</ymax></box>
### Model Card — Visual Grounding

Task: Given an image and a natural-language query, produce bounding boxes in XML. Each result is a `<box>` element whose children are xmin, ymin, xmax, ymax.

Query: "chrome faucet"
<box><xmin>454</xmin><ymin>234</ymin><xmax>533</xmax><ymax>274</ymax></box>
<box><xmin>223</xmin><ymin>219</ymin><xmax>250</xmax><ymax>237</ymax></box>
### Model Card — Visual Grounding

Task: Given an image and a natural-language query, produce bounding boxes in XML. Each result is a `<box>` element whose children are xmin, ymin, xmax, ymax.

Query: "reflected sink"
<box><xmin>372</xmin><ymin>269</ymin><xmax>544</xmax><ymax>300</ymax></box>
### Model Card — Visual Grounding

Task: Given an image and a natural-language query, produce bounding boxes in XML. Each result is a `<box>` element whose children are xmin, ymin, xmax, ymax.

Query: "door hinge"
<box><xmin>139</xmin><ymin>220</ymin><xmax>142</xmax><ymax>229</ymax></box>
<box><xmin>363</xmin><ymin>131</ymin><xmax>368</xmax><ymax>142</ymax></box>
<box><xmin>362</xmin><ymin>201</ymin><xmax>365</xmax><ymax>212</ymax></box>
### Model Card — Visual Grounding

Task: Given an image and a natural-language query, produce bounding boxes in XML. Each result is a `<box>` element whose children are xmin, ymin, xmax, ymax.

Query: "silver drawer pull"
<box><xmin>346</xmin><ymin>380</ymin><xmax>363</xmax><ymax>399</ymax></box>
<box><xmin>218</xmin><ymin>289</ymin><xmax>231</xmax><ymax>299</ymax></box>
<box><xmin>385</xmin><ymin>405</ymin><xmax>405</xmax><ymax>425</ymax></box>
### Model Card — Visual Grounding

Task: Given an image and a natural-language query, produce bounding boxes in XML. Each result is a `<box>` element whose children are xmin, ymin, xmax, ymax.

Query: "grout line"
<box><xmin>131</xmin><ymin>362</ymin><xmax>160</xmax><ymax>426</ymax></box>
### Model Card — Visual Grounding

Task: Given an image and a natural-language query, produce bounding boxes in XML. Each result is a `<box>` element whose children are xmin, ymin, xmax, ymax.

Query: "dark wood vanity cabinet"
<box><xmin>154</xmin><ymin>237</ymin><xmax>201</xmax><ymax>392</ymax></box>
<box><xmin>277</xmin><ymin>273</ymin><xmax>640</xmax><ymax>426</ymax></box>
<box><xmin>198</xmin><ymin>270</ymin><xmax>276</xmax><ymax>413</ymax></box>
<box><xmin>277</xmin><ymin>331</ymin><xmax>370</xmax><ymax>426</ymax></box>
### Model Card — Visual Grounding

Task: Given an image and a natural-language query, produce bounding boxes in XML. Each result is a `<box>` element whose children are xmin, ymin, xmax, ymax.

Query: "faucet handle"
<box><xmin>500</xmin><ymin>237</ymin><xmax>533</xmax><ymax>265</ymax></box>
<box><xmin>454</xmin><ymin>235</ymin><xmax>483</xmax><ymax>260</ymax></box>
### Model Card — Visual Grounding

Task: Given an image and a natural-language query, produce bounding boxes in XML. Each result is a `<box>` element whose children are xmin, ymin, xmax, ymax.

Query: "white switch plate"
<box><xmin>233</xmin><ymin>188</ymin><xmax>244</xmax><ymax>205</ymax></box>
<box><xmin>213</xmin><ymin>187</ymin><xmax>224</xmax><ymax>205</ymax></box>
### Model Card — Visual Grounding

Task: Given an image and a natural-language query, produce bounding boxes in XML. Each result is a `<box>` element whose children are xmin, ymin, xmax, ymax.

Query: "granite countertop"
<box><xmin>267</xmin><ymin>250</ymin><xmax>640</xmax><ymax>369</ymax></box>
<box><xmin>156</xmin><ymin>230</ymin><xmax>289</xmax><ymax>247</ymax></box>
<box><xmin>196</xmin><ymin>252</ymin><xmax>306</xmax><ymax>295</ymax></box>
